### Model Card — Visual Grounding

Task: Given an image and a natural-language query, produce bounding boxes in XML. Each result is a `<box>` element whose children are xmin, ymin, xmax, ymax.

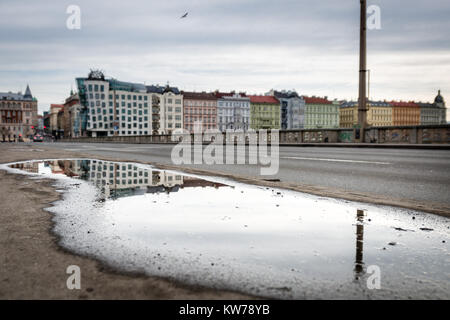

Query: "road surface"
<box><xmin>35</xmin><ymin>142</ymin><xmax>450</xmax><ymax>207</ymax></box>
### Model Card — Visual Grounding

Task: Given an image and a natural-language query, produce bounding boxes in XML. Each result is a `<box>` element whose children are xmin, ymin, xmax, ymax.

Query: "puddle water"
<box><xmin>2</xmin><ymin>159</ymin><xmax>449</xmax><ymax>299</ymax></box>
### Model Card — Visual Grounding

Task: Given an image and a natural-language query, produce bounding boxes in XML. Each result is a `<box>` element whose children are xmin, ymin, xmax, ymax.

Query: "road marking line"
<box><xmin>65</xmin><ymin>146</ymin><xmax>165</xmax><ymax>152</ymax></box>
<box><xmin>282</xmin><ymin>156</ymin><xmax>390</xmax><ymax>165</ymax></box>
<box><xmin>96</xmin><ymin>148</ymin><xmax>155</xmax><ymax>152</ymax></box>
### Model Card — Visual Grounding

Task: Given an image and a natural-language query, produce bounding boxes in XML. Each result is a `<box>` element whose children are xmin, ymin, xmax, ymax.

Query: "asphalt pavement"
<box><xmin>38</xmin><ymin>142</ymin><xmax>450</xmax><ymax>206</ymax></box>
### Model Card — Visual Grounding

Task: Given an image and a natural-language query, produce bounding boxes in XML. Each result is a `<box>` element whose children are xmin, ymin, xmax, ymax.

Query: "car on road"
<box><xmin>33</xmin><ymin>134</ymin><xmax>43</xmax><ymax>142</ymax></box>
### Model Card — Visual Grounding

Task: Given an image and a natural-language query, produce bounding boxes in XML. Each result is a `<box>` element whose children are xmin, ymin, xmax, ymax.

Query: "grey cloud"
<box><xmin>0</xmin><ymin>0</ymin><xmax>449</xmax><ymax>113</ymax></box>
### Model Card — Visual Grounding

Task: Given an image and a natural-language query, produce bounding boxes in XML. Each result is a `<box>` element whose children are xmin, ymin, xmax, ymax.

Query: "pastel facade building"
<box><xmin>304</xmin><ymin>96</ymin><xmax>339</xmax><ymax>129</ymax></box>
<box><xmin>0</xmin><ymin>85</ymin><xmax>38</xmax><ymax>141</ymax></box>
<box><xmin>339</xmin><ymin>102</ymin><xmax>357</xmax><ymax>128</ymax></box>
<box><xmin>339</xmin><ymin>101</ymin><xmax>392</xmax><ymax>128</ymax></box>
<box><xmin>391</xmin><ymin>101</ymin><xmax>420</xmax><ymax>126</ymax></box>
<box><xmin>146</xmin><ymin>85</ymin><xmax>183</xmax><ymax>134</ymax></box>
<box><xmin>182</xmin><ymin>91</ymin><xmax>217</xmax><ymax>132</ymax></box>
<box><xmin>367</xmin><ymin>101</ymin><xmax>393</xmax><ymax>127</ymax></box>
<box><xmin>249</xmin><ymin>95</ymin><xmax>280</xmax><ymax>130</ymax></box>
<box><xmin>216</xmin><ymin>91</ymin><xmax>250</xmax><ymax>131</ymax></box>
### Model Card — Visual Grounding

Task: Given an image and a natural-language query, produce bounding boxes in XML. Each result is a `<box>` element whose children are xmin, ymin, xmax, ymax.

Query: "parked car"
<box><xmin>33</xmin><ymin>134</ymin><xmax>43</xmax><ymax>142</ymax></box>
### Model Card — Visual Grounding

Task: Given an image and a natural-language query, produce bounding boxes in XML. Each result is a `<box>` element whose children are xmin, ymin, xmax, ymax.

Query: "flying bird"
<box><xmin>180</xmin><ymin>12</ymin><xmax>188</xmax><ymax>18</ymax></box>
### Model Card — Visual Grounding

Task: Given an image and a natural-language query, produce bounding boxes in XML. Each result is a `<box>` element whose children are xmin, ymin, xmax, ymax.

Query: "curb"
<box><xmin>279</xmin><ymin>143</ymin><xmax>450</xmax><ymax>150</ymax></box>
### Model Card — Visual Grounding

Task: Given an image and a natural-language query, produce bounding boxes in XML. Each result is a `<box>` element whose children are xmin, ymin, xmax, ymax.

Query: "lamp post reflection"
<box><xmin>354</xmin><ymin>209</ymin><xmax>365</xmax><ymax>280</ymax></box>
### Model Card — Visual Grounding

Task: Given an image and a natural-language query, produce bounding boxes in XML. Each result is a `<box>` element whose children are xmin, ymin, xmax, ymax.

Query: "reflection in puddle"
<box><xmin>354</xmin><ymin>209</ymin><xmax>365</xmax><ymax>280</ymax></box>
<box><xmin>4</xmin><ymin>159</ymin><xmax>450</xmax><ymax>299</ymax></box>
<box><xmin>9</xmin><ymin>160</ymin><xmax>226</xmax><ymax>199</ymax></box>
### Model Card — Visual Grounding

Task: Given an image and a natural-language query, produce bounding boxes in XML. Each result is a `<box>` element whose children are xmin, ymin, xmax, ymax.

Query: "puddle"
<box><xmin>2</xmin><ymin>159</ymin><xmax>450</xmax><ymax>299</ymax></box>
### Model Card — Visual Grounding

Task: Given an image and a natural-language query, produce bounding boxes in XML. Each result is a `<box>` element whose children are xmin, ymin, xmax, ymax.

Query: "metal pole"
<box><xmin>357</xmin><ymin>0</ymin><xmax>368</xmax><ymax>142</ymax></box>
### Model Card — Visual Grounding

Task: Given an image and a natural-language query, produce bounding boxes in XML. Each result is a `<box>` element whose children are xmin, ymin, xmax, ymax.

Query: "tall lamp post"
<box><xmin>357</xmin><ymin>0</ymin><xmax>368</xmax><ymax>142</ymax></box>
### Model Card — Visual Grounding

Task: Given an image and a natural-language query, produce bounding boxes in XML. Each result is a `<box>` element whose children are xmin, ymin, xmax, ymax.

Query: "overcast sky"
<box><xmin>0</xmin><ymin>0</ymin><xmax>449</xmax><ymax>115</ymax></box>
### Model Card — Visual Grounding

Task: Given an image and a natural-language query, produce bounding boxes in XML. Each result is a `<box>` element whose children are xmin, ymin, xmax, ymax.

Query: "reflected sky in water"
<box><xmin>6</xmin><ymin>159</ymin><xmax>450</xmax><ymax>299</ymax></box>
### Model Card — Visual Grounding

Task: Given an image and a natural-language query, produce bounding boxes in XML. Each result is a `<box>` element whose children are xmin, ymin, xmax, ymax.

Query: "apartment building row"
<box><xmin>59</xmin><ymin>71</ymin><xmax>310</xmax><ymax>137</ymax></box>
<box><xmin>43</xmin><ymin>71</ymin><xmax>446</xmax><ymax>138</ymax></box>
<box><xmin>66</xmin><ymin>72</ymin><xmax>342</xmax><ymax>137</ymax></box>
<box><xmin>339</xmin><ymin>91</ymin><xmax>446</xmax><ymax>128</ymax></box>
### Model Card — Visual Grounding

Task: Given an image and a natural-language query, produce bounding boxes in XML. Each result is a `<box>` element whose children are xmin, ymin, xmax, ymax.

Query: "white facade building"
<box><xmin>77</xmin><ymin>71</ymin><xmax>155</xmax><ymax>137</ymax></box>
<box><xmin>216</xmin><ymin>92</ymin><xmax>250</xmax><ymax>131</ymax></box>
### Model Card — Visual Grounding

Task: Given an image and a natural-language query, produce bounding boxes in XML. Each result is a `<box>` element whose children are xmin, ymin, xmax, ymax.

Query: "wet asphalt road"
<box><xmin>38</xmin><ymin>142</ymin><xmax>450</xmax><ymax>206</ymax></box>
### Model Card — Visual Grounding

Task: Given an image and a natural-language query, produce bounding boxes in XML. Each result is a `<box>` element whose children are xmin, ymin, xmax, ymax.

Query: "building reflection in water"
<box><xmin>9</xmin><ymin>162</ymin><xmax>39</xmax><ymax>173</ymax></box>
<box><xmin>40</xmin><ymin>159</ymin><xmax>227</xmax><ymax>199</ymax></box>
<box><xmin>354</xmin><ymin>209</ymin><xmax>365</xmax><ymax>280</ymax></box>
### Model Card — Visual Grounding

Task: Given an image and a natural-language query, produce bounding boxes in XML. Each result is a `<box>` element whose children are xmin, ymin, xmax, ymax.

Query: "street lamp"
<box><xmin>357</xmin><ymin>0</ymin><xmax>368</xmax><ymax>142</ymax></box>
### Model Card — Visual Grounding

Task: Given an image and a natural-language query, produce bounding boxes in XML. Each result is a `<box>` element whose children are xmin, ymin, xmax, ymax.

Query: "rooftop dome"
<box><xmin>434</xmin><ymin>90</ymin><xmax>444</xmax><ymax>104</ymax></box>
